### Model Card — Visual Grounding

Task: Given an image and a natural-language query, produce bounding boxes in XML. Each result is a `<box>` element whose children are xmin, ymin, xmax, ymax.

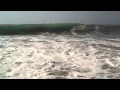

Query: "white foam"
<box><xmin>0</xmin><ymin>35</ymin><xmax>120</xmax><ymax>79</ymax></box>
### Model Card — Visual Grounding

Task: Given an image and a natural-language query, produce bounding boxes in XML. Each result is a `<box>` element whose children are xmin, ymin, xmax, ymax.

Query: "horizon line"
<box><xmin>0</xmin><ymin>23</ymin><xmax>119</xmax><ymax>26</ymax></box>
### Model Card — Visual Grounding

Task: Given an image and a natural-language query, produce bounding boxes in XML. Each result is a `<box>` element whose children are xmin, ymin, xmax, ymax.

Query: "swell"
<box><xmin>0</xmin><ymin>24</ymin><xmax>120</xmax><ymax>35</ymax></box>
<box><xmin>71</xmin><ymin>24</ymin><xmax>120</xmax><ymax>35</ymax></box>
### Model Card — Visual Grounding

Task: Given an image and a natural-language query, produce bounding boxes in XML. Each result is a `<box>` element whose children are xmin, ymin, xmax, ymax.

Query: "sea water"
<box><xmin>0</xmin><ymin>34</ymin><xmax>120</xmax><ymax>79</ymax></box>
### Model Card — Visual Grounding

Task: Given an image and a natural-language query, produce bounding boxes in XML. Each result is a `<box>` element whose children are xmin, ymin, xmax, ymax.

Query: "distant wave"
<box><xmin>70</xmin><ymin>25</ymin><xmax>120</xmax><ymax>35</ymax></box>
<box><xmin>0</xmin><ymin>24</ymin><xmax>120</xmax><ymax>35</ymax></box>
<box><xmin>38</xmin><ymin>24</ymin><xmax>120</xmax><ymax>35</ymax></box>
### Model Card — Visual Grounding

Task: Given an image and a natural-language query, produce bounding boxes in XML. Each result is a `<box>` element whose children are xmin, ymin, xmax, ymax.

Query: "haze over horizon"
<box><xmin>0</xmin><ymin>11</ymin><xmax>120</xmax><ymax>25</ymax></box>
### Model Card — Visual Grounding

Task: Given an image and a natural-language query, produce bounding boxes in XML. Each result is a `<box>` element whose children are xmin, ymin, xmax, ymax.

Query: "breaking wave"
<box><xmin>0</xmin><ymin>24</ymin><xmax>120</xmax><ymax>35</ymax></box>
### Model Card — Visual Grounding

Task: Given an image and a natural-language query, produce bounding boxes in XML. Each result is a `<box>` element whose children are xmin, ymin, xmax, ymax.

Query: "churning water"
<box><xmin>0</xmin><ymin>34</ymin><xmax>120</xmax><ymax>79</ymax></box>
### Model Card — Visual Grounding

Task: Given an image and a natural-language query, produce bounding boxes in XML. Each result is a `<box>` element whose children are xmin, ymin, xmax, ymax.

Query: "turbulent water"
<box><xmin>0</xmin><ymin>34</ymin><xmax>120</xmax><ymax>79</ymax></box>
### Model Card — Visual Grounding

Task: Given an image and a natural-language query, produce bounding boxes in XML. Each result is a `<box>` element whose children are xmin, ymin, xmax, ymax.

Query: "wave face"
<box><xmin>72</xmin><ymin>25</ymin><xmax>120</xmax><ymax>35</ymax></box>
<box><xmin>0</xmin><ymin>34</ymin><xmax>120</xmax><ymax>79</ymax></box>
<box><xmin>0</xmin><ymin>24</ymin><xmax>120</xmax><ymax>35</ymax></box>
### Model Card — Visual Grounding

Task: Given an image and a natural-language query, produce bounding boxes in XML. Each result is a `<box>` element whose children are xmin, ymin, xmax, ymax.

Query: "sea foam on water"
<box><xmin>0</xmin><ymin>34</ymin><xmax>120</xmax><ymax>79</ymax></box>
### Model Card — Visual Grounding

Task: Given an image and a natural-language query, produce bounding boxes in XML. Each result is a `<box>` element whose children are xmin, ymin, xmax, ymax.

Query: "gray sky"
<box><xmin>0</xmin><ymin>11</ymin><xmax>120</xmax><ymax>25</ymax></box>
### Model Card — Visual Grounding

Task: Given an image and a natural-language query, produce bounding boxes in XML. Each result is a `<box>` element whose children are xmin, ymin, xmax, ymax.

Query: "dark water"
<box><xmin>0</xmin><ymin>24</ymin><xmax>120</xmax><ymax>35</ymax></box>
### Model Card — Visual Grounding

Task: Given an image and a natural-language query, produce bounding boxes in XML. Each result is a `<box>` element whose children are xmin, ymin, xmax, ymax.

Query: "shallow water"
<box><xmin>0</xmin><ymin>34</ymin><xmax>120</xmax><ymax>79</ymax></box>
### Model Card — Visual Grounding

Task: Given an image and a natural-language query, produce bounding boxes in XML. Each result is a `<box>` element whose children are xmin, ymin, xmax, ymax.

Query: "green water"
<box><xmin>0</xmin><ymin>23</ymin><xmax>79</xmax><ymax>35</ymax></box>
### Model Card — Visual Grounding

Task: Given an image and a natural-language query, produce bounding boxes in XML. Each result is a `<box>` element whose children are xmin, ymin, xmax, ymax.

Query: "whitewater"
<box><xmin>0</xmin><ymin>34</ymin><xmax>120</xmax><ymax>79</ymax></box>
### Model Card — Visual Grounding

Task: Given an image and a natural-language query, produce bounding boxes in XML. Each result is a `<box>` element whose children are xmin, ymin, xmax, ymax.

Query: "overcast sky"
<box><xmin>0</xmin><ymin>11</ymin><xmax>120</xmax><ymax>25</ymax></box>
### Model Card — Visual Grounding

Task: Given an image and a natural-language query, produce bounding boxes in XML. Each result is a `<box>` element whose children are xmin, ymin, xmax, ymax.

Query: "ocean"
<box><xmin>0</xmin><ymin>24</ymin><xmax>120</xmax><ymax>79</ymax></box>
